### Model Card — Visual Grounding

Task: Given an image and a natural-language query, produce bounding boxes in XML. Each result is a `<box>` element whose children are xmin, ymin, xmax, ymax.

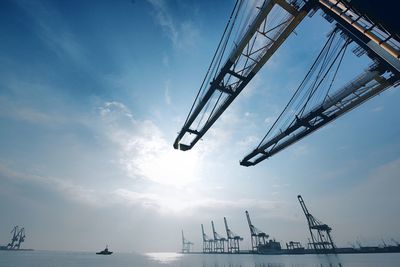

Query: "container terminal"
<box><xmin>181</xmin><ymin>195</ymin><xmax>400</xmax><ymax>255</ymax></box>
<box><xmin>175</xmin><ymin>0</ymin><xmax>399</xmax><ymax>256</ymax></box>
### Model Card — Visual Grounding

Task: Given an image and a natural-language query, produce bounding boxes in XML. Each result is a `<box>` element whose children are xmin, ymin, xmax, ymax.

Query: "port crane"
<box><xmin>173</xmin><ymin>0</ymin><xmax>400</xmax><ymax>167</ymax></box>
<box><xmin>211</xmin><ymin>220</ymin><xmax>227</xmax><ymax>252</ymax></box>
<box><xmin>6</xmin><ymin>226</ymin><xmax>19</xmax><ymax>249</ymax></box>
<box><xmin>298</xmin><ymin>195</ymin><xmax>335</xmax><ymax>253</ymax></box>
<box><xmin>391</xmin><ymin>238</ymin><xmax>400</xmax><ymax>246</ymax></box>
<box><xmin>15</xmin><ymin>227</ymin><xmax>25</xmax><ymax>249</ymax></box>
<box><xmin>245</xmin><ymin>210</ymin><xmax>269</xmax><ymax>252</ymax></box>
<box><xmin>173</xmin><ymin>0</ymin><xmax>312</xmax><ymax>151</ymax></box>
<box><xmin>240</xmin><ymin>24</ymin><xmax>399</xmax><ymax>166</ymax></box>
<box><xmin>224</xmin><ymin>217</ymin><xmax>243</xmax><ymax>253</ymax></box>
<box><xmin>201</xmin><ymin>224</ymin><xmax>213</xmax><ymax>253</ymax></box>
<box><xmin>181</xmin><ymin>230</ymin><xmax>194</xmax><ymax>253</ymax></box>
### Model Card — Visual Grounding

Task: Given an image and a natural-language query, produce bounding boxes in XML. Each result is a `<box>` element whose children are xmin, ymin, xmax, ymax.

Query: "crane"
<box><xmin>240</xmin><ymin>23</ymin><xmax>399</xmax><ymax>166</ymax></box>
<box><xmin>245</xmin><ymin>210</ymin><xmax>269</xmax><ymax>252</ymax></box>
<box><xmin>174</xmin><ymin>0</ymin><xmax>312</xmax><ymax>151</ymax></box>
<box><xmin>224</xmin><ymin>217</ymin><xmax>243</xmax><ymax>253</ymax></box>
<box><xmin>211</xmin><ymin>220</ymin><xmax>227</xmax><ymax>253</ymax></box>
<box><xmin>201</xmin><ymin>224</ymin><xmax>213</xmax><ymax>253</ymax></box>
<box><xmin>173</xmin><ymin>0</ymin><xmax>399</xmax><ymax>167</ymax></box>
<box><xmin>181</xmin><ymin>230</ymin><xmax>194</xmax><ymax>253</ymax></box>
<box><xmin>14</xmin><ymin>227</ymin><xmax>25</xmax><ymax>249</ymax></box>
<box><xmin>298</xmin><ymin>195</ymin><xmax>335</xmax><ymax>253</ymax></box>
<box><xmin>6</xmin><ymin>226</ymin><xmax>19</xmax><ymax>249</ymax></box>
<box><xmin>391</xmin><ymin>238</ymin><xmax>400</xmax><ymax>246</ymax></box>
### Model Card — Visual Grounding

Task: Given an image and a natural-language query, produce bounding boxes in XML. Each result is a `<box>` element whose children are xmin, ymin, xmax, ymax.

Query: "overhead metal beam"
<box><xmin>241</xmin><ymin>69</ymin><xmax>396</xmax><ymax>166</ymax></box>
<box><xmin>174</xmin><ymin>0</ymin><xmax>311</xmax><ymax>151</ymax></box>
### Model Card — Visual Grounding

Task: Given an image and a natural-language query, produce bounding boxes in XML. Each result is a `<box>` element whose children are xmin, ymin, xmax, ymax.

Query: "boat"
<box><xmin>258</xmin><ymin>239</ymin><xmax>283</xmax><ymax>254</ymax></box>
<box><xmin>96</xmin><ymin>245</ymin><xmax>113</xmax><ymax>255</ymax></box>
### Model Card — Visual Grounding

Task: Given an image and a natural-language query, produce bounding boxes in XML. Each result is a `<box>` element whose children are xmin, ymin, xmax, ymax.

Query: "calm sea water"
<box><xmin>0</xmin><ymin>251</ymin><xmax>399</xmax><ymax>267</ymax></box>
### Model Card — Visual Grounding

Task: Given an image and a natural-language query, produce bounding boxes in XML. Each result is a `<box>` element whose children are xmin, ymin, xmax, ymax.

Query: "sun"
<box><xmin>134</xmin><ymin>146</ymin><xmax>201</xmax><ymax>188</ymax></box>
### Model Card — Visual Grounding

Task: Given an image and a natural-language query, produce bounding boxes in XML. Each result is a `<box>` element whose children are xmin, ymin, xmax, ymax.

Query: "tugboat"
<box><xmin>96</xmin><ymin>245</ymin><xmax>113</xmax><ymax>255</ymax></box>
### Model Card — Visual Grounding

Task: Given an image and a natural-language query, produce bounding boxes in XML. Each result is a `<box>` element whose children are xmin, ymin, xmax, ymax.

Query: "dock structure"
<box><xmin>286</xmin><ymin>241</ymin><xmax>305</xmax><ymax>254</ymax></box>
<box><xmin>187</xmin><ymin>195</ymin><xmax>400</xmax><ymax>255</ymax></box>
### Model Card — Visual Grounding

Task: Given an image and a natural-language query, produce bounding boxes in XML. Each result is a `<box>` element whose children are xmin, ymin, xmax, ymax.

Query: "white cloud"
<box><xmin>15</xmin><ymin>0</ymin><xmax>88</xmax><ymax>68</ymax></box>
<box><xmin>98</xmin><ymin>101</ymin><xmax>203</xmax><ymax>188</ymax></box>
<box><xmin>264</xmin><ymin>116</ymin><xmax>274</xmax><ymax>126</ymax></box>
<box><xmin>237</xmin><ymin>135</ymin><xmax>258</xmax><ymax>148</ymax></box>
<box><xmin>147</xmin><ymin>0</ymin><xmax>200</xmax><ymax>50</ymax></box>
<box><xmin>112</xmin><ymin>188</ymin><xmax>281</xmax><ymax>215</ymax></box>
<box><xmin>0</xmin><ymin>163</ymin><xmax>102</xmax><ymax>207</ymax></box>
<box><xmin>291</xmin><ymin>144</ymin><xmax>309</xmax><ymax>156</ymax></box>
<box><xmin>0</xmin><ymin>95</ymin><xmax>63</xmax><ymax>125</ymax></box>
<box><xmin>371</xmin><ymin>106</ymin><xmax>383</xmax><ymax>112</ymax></box>
<box><xmin>162</xmin><ymin>54</ymin><xmax>170</xmax><ymax>67</ymax></box>
<box><xmin>164</xmin><ymin>80</ymin><xmax>172</xmax><ymax>105</ymax></box>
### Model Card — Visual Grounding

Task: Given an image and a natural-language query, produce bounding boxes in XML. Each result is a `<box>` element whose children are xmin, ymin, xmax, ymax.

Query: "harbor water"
<box><xmin>0</xmin><ymin>251</ymin><xmax>399</xmax><ymax>267</ymax></box>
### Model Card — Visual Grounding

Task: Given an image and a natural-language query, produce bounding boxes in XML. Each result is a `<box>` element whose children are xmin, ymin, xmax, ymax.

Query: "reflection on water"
<box><xmin>200</xmin><ymin>264</ymin><xmax>342</xmax><ymax>267</ymax></box>
<box><xmin>194</xmin><ymin>254</ymin><xmax>345</xmax><ymax>267</ymax></box>
<box><xmin>1</xmin><ymin>250</ymin><xmax>399</xmax><ymax>267</ymax></box>
<box><xmin>145</xmin><ymin>252</ymin><xmax>183</xmax><ymax>264</ymax></box>
<box><xmin>141</xmin><ymin>252</ymin><xmax>400</xmax><ymax>267</ymax></box>
<box><xmin>145</xmin><ymin>252</ymin><xmax>344</xmax><ymax>267</ymax></box>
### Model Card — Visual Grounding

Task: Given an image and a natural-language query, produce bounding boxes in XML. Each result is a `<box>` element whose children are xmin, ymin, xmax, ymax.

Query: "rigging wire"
<box><xmin>298</xmin><ymin>38</ymin><xmax>350</xmax><ymax>117</ymax></box>
<box><xmin>256</xmin><ymin>30</ymin><xmax>338</xmax><ymax>148</ymax></box>
<box><xmin>256</xmin><ymin>28</ymin><xmax>350</xmax><ymax>149</ymax></box>
<box><xmin>183</xmin><ymin>0</ymin><xmax>242</xmax><ymax>127</ymax></box>
<box><xmin>322</xmin><ymin>38</ymin><xmax>349</xmax><ymax>104</ymax></box>
<box><xmin>195</xmin><ymin>0</ymin><xmax>244</xmax><ymax>129</ymax></box>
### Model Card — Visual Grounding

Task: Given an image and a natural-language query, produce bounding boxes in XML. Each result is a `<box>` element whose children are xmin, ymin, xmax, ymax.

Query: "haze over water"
<box><xmin>1</xmin><ymin>251</ymin><xmax>400</xmax><ymax>267</ymax></box>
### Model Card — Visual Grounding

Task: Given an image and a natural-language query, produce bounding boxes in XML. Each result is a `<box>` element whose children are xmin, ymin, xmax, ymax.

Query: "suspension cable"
<box><xmin>256</xmin><ymin>29</ymin><xmax>339</xmax><ymax>148</ymax></box>
<box><xmin>183</xmin><ymin>0</ymin><xmax>242</xmax><ymax>126</ymax></box>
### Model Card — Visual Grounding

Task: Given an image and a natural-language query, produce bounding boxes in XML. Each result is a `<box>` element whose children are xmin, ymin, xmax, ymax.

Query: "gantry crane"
<box><xmin>298</xmin><ymin>195</ymin><xmax>335</xmax><ymax>253</ymax></box>
<box><xmin>174</xmin><ymin>0</ymin><xmax>312</xmax><ymax>151</ymax></box>
<box><xmin>245</xmin><ymin>210</ymin><xmax>269</xmax><ymax>252</ymax></box>
<box><xmin>240</xmin><ymin>24</ymin><xmax>399</xmax><ymax>166</ymax></box>
<box><xmin>224</xmin><ymin>217</ymin><xmax>243</xmax><ymax>253</ymax></box>
<box><xmin>6</xmin><ymin>226</ymin><xmax>19</xmax><ymax>249</ymax></box>
<box><xmin>211</xmin><ymin>220</ymin><xmax>227</xmax><ymax>253</ymax></box>
<box><xmin>391</xmin><ymin>238</ymin><xmax>400</xmax><ymax>246</ymax></box>
<box><xmin>201</xmin><ymin>224</ymin><xmax>213</xmax><ymax>253</ymax></box>
<box><xmin>173</xmin><ymin>0</ymin><xmax>400</xmax><ymax>167</ymax></box>
<box><xmin>181</xmin><ymin>230</ymin><xmax>194</xmax><ymax>253</ymax></box>
<box><xmin>14</xmin><ymin>227</ymin><xmax>25</xmax><ymax>249</ymax></box>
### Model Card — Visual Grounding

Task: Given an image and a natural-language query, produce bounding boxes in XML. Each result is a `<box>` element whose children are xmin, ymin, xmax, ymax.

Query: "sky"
<box><xmin>0</xmin><ymin>0</ymin><xmax>399</xmax><ymax>253</ymax></box>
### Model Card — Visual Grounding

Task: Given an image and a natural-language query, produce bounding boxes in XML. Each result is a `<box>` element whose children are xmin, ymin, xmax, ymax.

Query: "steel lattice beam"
<box><xmin>174</xmin><ymin>0</ymin><xmax>311</xmax><ymax>151</ymax></box>
<box><xmin>241</xmin><ymin>69</ymin><xmax>396</xmax><ymax>166</ymax></box>
<box><xmin>241</xmin><ymin>3</ymin><xmax>400</xmax><ymax>166</ymax></box>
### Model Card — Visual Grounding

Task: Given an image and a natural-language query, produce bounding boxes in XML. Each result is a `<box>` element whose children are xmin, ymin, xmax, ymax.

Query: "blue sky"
<box><xmin>0</xmin><ymin>0</ymin><xmax>399</xmax><ymax>252</ymax></box>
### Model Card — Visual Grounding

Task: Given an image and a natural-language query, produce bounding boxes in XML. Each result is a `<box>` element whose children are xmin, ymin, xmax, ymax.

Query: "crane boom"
<box><xmin>174</xmin><ymin>0</ymin><xmax>311</xmax><ymax>151</ymax></box>
<box><xmin>224</xmin><ymin>217</ymin><xmax>232</xmax><ymax>239</ymax></box>
<box><xmin>297</xmin><ymin>195</ymin><xmax>335</xmax><ymax>253</ymax></box>
<box><xmin>245</xmin><ymin>210</ymin><xmax>254</xmax><ymax>235</ymax></box>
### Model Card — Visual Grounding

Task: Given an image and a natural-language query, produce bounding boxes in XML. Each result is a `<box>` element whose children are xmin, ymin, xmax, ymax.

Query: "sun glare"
<box><xmin>135</xmin><ymin>147</ymin><xmax>201</xmax><ymax>188</ymax></box>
